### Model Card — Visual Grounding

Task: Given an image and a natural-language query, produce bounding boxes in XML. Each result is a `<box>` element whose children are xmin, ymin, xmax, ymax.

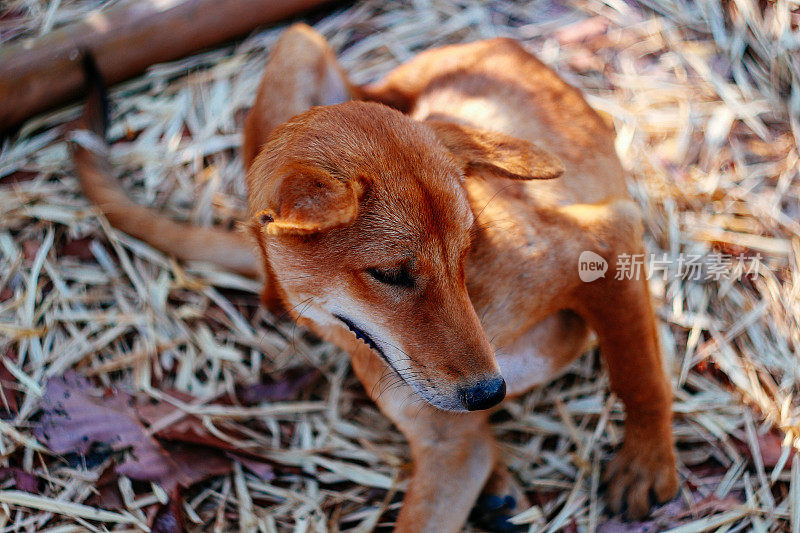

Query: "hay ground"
<box><xmin>1</xmin><ymin>0</ymin><xmax>800</xmax><ymax>531</ymax></box>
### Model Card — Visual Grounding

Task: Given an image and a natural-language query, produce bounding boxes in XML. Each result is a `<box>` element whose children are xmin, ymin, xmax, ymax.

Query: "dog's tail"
<box><xmin>70</xmin><ymin>53</ymin><xmax>258</xmax><ymax>277</ymax></box>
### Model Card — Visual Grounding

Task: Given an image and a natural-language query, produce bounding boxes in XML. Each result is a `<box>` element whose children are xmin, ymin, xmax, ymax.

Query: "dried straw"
<box><xmin>1</xmin><ymin>0</ymin><xmax>798</xmax><ymax>531</ymax></box>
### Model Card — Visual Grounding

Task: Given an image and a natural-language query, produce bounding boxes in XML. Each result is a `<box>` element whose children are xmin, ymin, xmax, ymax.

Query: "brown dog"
<box><xmin>72</xmin><ymin>24</ymin><xmax>678</xmax><ymax>532</ymax></box>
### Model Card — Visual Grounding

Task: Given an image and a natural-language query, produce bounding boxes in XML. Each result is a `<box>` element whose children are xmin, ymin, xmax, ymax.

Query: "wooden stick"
<box><xmin>0</xmin><ymin>0</ymin><xmax>335</xmax><ymax>132</ymax></box>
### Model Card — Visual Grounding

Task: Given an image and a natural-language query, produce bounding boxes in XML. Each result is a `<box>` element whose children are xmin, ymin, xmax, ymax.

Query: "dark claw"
<box><xmin>488</xmin><ymin>514</ymin><xmax>520</xmax><ymax>532</ymax></box>
<box><xmin>471</xmin><ymin>494</ymin><xmax>524</xmax><ymax>532</ymax></box>
<box><xmin>481</xmin><ymin>494</ymin><xmax>507</xmax><ymax>512</ymax></box>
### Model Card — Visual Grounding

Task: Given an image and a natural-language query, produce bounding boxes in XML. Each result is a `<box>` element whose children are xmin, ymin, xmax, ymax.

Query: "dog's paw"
<box><xmin>472</xmin><ymin>494</ymin><xmax>524</xmax><ymax>532</ymax></box>
<box><xmin>604</xmin><ymin>438</ymin><xmax>679</xmax><ymax>520</ymax></box>
<box><xmin>471</xmin><ymin>467</ymin><xmax>529</xmax><ymax>532</ymax></box>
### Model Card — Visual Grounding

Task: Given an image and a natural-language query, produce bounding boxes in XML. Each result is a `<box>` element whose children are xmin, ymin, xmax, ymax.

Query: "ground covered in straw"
<box><xmin>1</xmin><ymin>0</ymin><xmax>799</xmax><ymax>531</ymax></box>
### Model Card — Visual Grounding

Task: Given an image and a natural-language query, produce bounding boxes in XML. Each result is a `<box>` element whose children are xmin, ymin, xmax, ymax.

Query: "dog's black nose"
<box><xmin>459</xmin><ymin>376</ymin><xmax>506</xmax><ymax>411</ymax></box>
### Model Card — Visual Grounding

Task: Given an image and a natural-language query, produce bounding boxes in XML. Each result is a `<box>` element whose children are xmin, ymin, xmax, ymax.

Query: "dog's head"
<box><xmin>247</xmin><ymin>102</ymin><xmax>563</xmax><ymax>411</ymax></box>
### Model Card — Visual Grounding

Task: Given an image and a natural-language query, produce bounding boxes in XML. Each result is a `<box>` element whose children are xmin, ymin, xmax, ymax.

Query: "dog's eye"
<box><xmin>366</xmin><ymin>265</ymin><xmax>415</xmax><ymax>288</ymax></box>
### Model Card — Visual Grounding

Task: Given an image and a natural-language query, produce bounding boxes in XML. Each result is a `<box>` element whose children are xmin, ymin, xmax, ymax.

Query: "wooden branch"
<box><xmin>0</xmin><ymin>0</ymin><xmax>335</xmax><ymax>132</ymax></box>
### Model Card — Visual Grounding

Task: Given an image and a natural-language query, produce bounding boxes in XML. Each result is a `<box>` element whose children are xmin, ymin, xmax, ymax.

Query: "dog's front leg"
<box><xmin>575</xmin><ymin>274</ymin><xmax>679</xmax><ymax>518</ymax></box>
<box><xmin>345</xmin><ymin>340</ymin><xmax>496</xmax><ymax>532</ymax></box>
<box><xmin>393</xmin><ymin>405</ymin><xmax>495</xmax><ymax>532</ymax></box>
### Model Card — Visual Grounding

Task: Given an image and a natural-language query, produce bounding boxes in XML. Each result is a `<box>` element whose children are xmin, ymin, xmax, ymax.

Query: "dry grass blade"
<box><xmin>1</xmin><ymin>0</ymin><xmax>798</xmax><ymax>530</ymax></box>
<box><xmin>0</xmin><ymin>490</ymin><xmax>147</xmax><ymax>527</ymax></box>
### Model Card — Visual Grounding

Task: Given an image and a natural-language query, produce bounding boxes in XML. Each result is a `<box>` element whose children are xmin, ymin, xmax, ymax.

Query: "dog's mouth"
<box><xmin>333</xmin><ymin>313</ymin><xmax>467</xmax><ymax>412</ymax></box>
<box><xmin>334</xmin><ymin>314</ymin><xmax>387</xmax><ymax>360</ymax></box>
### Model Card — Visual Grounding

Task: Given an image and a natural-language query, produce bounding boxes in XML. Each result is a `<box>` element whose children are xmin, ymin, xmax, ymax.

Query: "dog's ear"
<box><xmin>251</xmin><ymin>163</ymin><xmax>360</xmax><ymax>234</ymax></box>
<box><xmin>426</xmin><ymin>120</ymin><xmax>565</xmax><ymax>180</ymax></box>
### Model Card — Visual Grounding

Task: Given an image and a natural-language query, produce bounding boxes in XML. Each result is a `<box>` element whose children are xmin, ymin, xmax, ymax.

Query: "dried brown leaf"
<box><xmin>0</xmin><ymin>467</ymin><xmax>39</xmax><ymax>494</ymax></box>
<box><xmin>236</xmin><ymin>366</ymin><xmax>321</xmax><ymax>404</ymax></box>
<box><xmin>34</xmin><ymin>372</ymin><xmax>189</xmax><ymax>490</ymax></box>
<box><xmin>0</xmin><ymin>348</ymin><xmax>19</xmax><ymax>417</ymax></box>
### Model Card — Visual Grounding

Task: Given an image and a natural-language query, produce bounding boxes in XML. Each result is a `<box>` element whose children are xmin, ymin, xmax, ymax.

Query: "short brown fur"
<box><xmin>73</xmin><ymin>24</ymin><xmax>678</xmax><ymax>531</ymax></box>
